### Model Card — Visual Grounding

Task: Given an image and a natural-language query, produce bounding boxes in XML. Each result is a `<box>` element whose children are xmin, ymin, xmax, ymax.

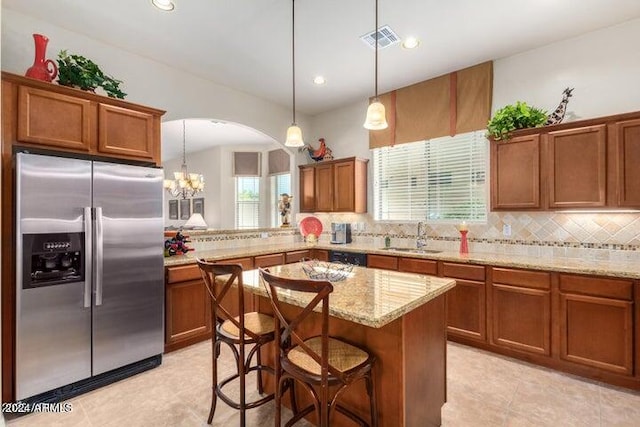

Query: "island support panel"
<box><xmin>256</xmin><ymin>294</ymin><xmax>447</xmax><ymax>427</ymax></box>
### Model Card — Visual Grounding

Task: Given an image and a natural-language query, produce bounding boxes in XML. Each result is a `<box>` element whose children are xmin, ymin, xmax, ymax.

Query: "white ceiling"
<box><xmin>5</xmin><ymin>0</ymin><xmax>640</xmax><ymax>158</ymax></box>
<box><xmin>162</xmin><ymin>119</ymin><xmax>277</xmax><ymax>161</ymax></box>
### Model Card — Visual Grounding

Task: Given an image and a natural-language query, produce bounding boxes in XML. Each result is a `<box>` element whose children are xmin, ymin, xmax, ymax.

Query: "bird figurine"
<box><xmin>545</xmin><ymin>87</ymin><xmax>574</xmax><ymax>126</ymax></box>
<box><xmin>299</xmin><ymin>138</ymin><xmax>334</xmax><ymax>162</ymax></box>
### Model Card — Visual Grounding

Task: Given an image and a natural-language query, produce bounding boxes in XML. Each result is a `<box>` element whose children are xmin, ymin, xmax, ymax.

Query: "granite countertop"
<box><xmin>165</xmin><ymin>242</ymin><xmax>640</xmax><ymax>279</ymax></box>
<box><xmin>234</xmin><ymin>263</ymin><xmax>455</xmax><ymax>329</ymax></box>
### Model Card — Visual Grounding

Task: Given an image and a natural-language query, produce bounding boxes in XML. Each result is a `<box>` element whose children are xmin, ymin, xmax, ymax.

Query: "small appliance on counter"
<box><xmin>330</xmin><ymin>223</ymin><xmax>352</xmax><ymax>244</ymax></box>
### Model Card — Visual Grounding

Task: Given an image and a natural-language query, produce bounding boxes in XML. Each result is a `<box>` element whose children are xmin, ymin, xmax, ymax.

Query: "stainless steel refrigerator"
<box><xmin>15</xmin><ymin>152</ymin><xmax>164</xmax><ymax>401</ymax></box>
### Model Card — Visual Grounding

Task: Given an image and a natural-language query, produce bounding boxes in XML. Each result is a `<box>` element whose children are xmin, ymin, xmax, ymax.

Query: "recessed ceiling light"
<box><xmin>313</xmin><ymin>76</ymin><xmax>326</xmax><ymax>85</ymax></box>
<box><xmin>402</xmin><ymin>37</ymin><xmax>420</xmax><ymax>49</ymax></box>
<box><xmin>151</xmin><ymin>0</ymin><xmax>175</xmax><ymax>11</ymax></box>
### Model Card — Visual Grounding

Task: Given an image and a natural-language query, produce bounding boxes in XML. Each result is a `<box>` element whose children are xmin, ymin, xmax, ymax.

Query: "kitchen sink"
<box><xmin>379</xmin><ymin>247</ymin><xmax>443</xmax><ymax>254</ymax></box>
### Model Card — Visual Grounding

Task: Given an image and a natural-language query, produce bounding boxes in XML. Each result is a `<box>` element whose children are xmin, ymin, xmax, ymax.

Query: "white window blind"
<box><xmin>373</xmin><ymin>130</ymin><xmax>487</xmax><ymax>222</ymax></box>
<box><xmin>235</xmin><ymin>177</ymin><xmax>260</xmax><ymax>229</ymax></box>
<box><xmin>270</xmin><ymin>174</ymin><xmax>291</xmax><ymax>227</ymax></box>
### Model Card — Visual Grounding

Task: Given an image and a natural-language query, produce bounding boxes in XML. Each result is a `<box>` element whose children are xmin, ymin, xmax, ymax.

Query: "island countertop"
<box><xmin>235</xmin><ymin>263</ymin><xmax>455</xmax><ymax>329</ymax></box>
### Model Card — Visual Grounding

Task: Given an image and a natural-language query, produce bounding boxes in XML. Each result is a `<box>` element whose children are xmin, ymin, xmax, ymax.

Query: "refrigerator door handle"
<box><xmin>83</xmin><ymin>207</ymin><xmax>92</xmax><ymax>309</ymax></box>
<box><xmin>95</xmin><ymin>207</ymin><xmax>104</xmax><ymax>306</ymax></box>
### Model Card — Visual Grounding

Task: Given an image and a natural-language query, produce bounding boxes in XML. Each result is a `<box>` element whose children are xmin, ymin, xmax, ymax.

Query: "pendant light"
<box><xmin>285</xmin><ymin>0</ymin><xmax>304</xmax><ymax>147</ymax></box>
<box><xmin>363</xmin><ymin>0</ymin><xmax>388</xmax><ymax>130</ymax></box>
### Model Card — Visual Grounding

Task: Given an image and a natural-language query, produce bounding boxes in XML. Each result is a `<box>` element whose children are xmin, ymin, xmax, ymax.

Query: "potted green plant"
<box><xmin>486</xmin><ymin>101</ymin><xmax>547</xmax><ymax>140</ymax></box>
<box><xmin>56</xmin><ymin>50</ymin><xmax>127</xmax><ymax>99</ymax></box>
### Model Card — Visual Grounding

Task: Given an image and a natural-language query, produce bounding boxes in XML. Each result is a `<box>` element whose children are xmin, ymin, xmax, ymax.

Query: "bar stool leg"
<box><xmin>256</xmin><ymin>346</ymin><xmax>265</xmax><ymax>395</ymax></box>
<box><xmin>239</xmin><ymin>343</ymin><xmax>246</xmax><ymax>427</ymax></box>
<box><xmin>208</xmin><ymin>340</ymin><xmax>219</xmax><ymax>424</ymax></box>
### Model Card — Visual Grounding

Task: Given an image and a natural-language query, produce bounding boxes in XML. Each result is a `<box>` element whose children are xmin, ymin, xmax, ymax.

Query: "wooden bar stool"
<box><xmin>197</xmin><ymin>260</ymin><xmax>278</xmax><ymax>426</ymax></box>
<box><xmin>260</xmin><ymin>268</ymin><xmax>378</xmax><ymax>427</ymax></box>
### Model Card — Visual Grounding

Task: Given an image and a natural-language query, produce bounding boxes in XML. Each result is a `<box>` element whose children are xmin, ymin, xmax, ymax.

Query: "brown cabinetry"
<box><xmin>398</xmin><ymin>257</ymin><xmax>437</xmax><ymax>275</ymax></box>
<box><xmin>3</xmin><ymin>72</ymin><xmax>163</xmax><ymax>165</ymax></box>
<box><xmin>442</xmin><ymin>263</ymin><xmax>486</xmax><ymax>342</ymax></box>
<box><xmin>490</xmin><ymin>268</ymin><xmax>551</xmax><ymax>355</ymax></box>
<box><xmin>285</xmin><ymin>250</ymin><xmax>310</xmax><ymax>263</ymax></box>
<box><xmin>612</xmin><ymin>118</ymin><xmax>640</xmax><ymax>207</ymax></box>
<box><xmin>298</xmin><ymin>157</ymin><xmax>368</xmax><ymax>213</ymax></box>
<box><xmin>558</xmin><ymin>274</ymin><xmax>633</xmax><ymax>375</ymax></box>
<box><xmin>165</xmin><ymin>265</ymin><xmax>211</xmax><ymax>352</ymax></box>
<box><xmin>491</xmin><ymin>135</ymin><xmax>541</xmax><ymax>210</ymax></box>
<box><xmin>254</xmin><ymin>253</ymin><xmax>285</xmax><ymax>268</ymax></box>
<box><xmin>367</xmin><ymin>254</ymin><xmax>398</xmax><ymax>270</ymax></box>
<box><xmin>547</xmin><ymin>125</ymin><xmax>607</xmax><ymax>208</ymax></box>
<box><xmin>299</xmin><ymin>165</ymin><xmax>316</xmax><ymax>212</ymax></box>
<box><xmin>491</xmin><ymin>110</ymin><xmax>640</xmax><ymax>211</ymax></box>
<box><xmin>314</xmin><ymin>163</ymin><xmax>334</xmax><ymax>211</ymax></box>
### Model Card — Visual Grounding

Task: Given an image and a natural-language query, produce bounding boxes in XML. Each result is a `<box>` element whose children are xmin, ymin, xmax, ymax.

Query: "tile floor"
<box><xmin>6</xmin><ymin>341</ymin><xmax>640</xmax><ymax>426</ymax></box>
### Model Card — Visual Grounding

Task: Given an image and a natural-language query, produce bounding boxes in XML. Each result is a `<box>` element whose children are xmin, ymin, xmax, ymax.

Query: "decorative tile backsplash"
<box><xmin>297</xmin><ymin>212</ymin><xmax>640</xmax><ymax>262</ymax></box>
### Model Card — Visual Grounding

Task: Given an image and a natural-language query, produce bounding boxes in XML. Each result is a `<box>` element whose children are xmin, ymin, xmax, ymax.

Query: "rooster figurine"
<box><xmin>299</xmin><ymin>138</ymin><xmax>334</xmax><ymax>162</ymax></box>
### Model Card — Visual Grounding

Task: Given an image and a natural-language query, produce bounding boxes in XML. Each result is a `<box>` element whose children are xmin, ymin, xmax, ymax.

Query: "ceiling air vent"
<box><xmin>360</xmin><ymin>25</ymin><xmax>400</xmax><ymax>50</ymax></box>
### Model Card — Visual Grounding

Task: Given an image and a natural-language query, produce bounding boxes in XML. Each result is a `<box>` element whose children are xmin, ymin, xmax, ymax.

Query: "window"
<box><xmin>271</xmin><ymin>173</ymin><xmax>291</xmax><ymax>227</ymax></box>
<box><xmin>235</xmin><ymin>177</ymin><xmax>260</xmax><ymax>229</ymax></box>
<box><xmin>373</xmin><ymin>130</ymin><xmax>487</xmax><ymax>222</ymax></box>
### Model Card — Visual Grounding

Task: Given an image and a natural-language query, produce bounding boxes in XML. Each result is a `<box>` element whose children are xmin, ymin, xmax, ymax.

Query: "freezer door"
<box><xmin>15</xmin><ymin>153</ymin><xmax>92</xmax><ymax>400</ymax></box>
<box><xmin>92</xmin><ymin>161</ymin><xmax>164</xmax><ymax>375</ymax></box>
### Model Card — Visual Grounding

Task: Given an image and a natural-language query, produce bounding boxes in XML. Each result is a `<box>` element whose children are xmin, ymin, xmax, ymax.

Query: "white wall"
<box><xmin>492</xmin><ymin>18</ymin><xmax>640</xmax><ymax>119</ymax></box>
<box><xmin>0</xmin><ymin>8</ymin><xmax>311</xmax><ymax>154</ymax></box>
<box><xmin>310</xmin><ymin>18</ymin><xmax>640</xmax><ymax>158</ymax></box>
<box><xmin>163</xmin><ymin>142</ymin><xmax>291</xmax><ymax>229</ymax></box>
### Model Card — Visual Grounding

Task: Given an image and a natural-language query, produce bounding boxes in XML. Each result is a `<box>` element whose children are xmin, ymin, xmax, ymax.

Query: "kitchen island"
<box><xmin>237</xmin><ymin>263</ymin><xmax>456</xmax><ymax>427</ymax></box>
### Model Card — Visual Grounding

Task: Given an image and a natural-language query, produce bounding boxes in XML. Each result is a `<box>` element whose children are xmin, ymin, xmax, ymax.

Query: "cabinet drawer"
<box><xmin>167</xmin><ymin>264</ymin><xmax>201</xmax><ymax>284</ymax></box>
<box><xmin>367</xmin><ymin>254</ymin><xmax>398</xmax><ymax>270</ymax></box>
<box><xmin>285</xmin><ymin>250</ymin><xmax>310</xmax><ymax>264</ymax></box>
<box><xmin>492</xmin><ymin>268</ymin><xmax>550</xmax><ymax>290</ymax></box>
<box><xmin>224</xmin><ymin>257</ymin><xmax>254</xmax><ymax>271</ymax></box>
<box><xmin>311</xmin><ymin>249</ymin><xmax>329</xmax><ymax>261</ymax></box>
<box><xmin>254</xmin><ymin>253</ymin><xmax>284</xmax><ymax>268</ymax></box>
<box><xmin>559</xmin><ymin>275</ymin><xmax>633</xmax><ymax>300</ymax></box>
<box><xmin>442</xmin><ymin>263</ymin><xmax>485</xmax><ymax>281</ymax></box>
<box><xmin>398</xmin><ymin>257</ymin><xmax>437</xmax><ymax>275</ymax></box>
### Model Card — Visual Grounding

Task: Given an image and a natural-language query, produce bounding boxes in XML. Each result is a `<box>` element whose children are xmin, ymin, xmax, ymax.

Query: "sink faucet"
<box><xmin>416</xmin><ymin>221</ymin><xmax>427</xmax><ymax>249</ymax></box>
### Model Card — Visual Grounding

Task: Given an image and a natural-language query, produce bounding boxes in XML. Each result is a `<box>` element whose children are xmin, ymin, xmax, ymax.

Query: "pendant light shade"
<box><xmin>285</xmin><ymin>124</ymin><xmax>304</xmax><ymax>147</ymax></box>
<box><xmin>284</xmin><ymin>0</ymin><xmax>304</xmax><ymax>147</ymax></box>
<box><xmin>363</xmin><ymin>99</ymin><xmax>388</xmax><ymax>130</ymax></box>
<box><xmin>363</xmin><ymin>0</ymin><xmax>388</xmax><ymax>130</ymax></box>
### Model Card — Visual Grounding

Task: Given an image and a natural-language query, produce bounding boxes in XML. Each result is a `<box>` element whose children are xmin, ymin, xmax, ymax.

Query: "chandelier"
<box><xmin>163</xmin><ymin>120</ymin><xmax>204</xmax><ymax>199</ymax></box>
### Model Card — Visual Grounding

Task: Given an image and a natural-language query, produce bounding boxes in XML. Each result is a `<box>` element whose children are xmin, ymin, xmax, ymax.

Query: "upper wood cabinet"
<box><xmin>3</xmin><ymin>72</ymin><xmax>164</xmax><ymax>165</ymax></box>
<box><xmin>491</xmin><ymin>134</ymin><xmax>541</xmax><ymax>210</ymax></box>
<box><xmin>298</xmin><ymin>157</ymin><xmax>368</xmax><ymax>213</ymax></box>
<box><xmin>299</xmin><ymin>165</ymin><xmax>316</xmax><ymax>212</ymax></box>
<box><xmin>490</xmin><ymin>110</ymin><xmax>640</xmax><ymax>211</ymax></box>
<box><xmin>547</xmin><ymin>125</ymin><xmax>607</xmax><ymax>208</ymax></box>
<box><xmin>612</xmin><ymin>118</ymin><xmax>640</xmax><ymax>207</ymax></box>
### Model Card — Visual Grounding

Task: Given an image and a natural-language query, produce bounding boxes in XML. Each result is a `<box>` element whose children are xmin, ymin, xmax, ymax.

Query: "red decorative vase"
<box><xmin>25</xmin><ymin>34</ymin><xmax>58</xmax><ymax>82</ymax></box>
<box><xmin>459</xmin><ymin>230</ymin><xmax>469</xmax><ymax>255</ymax></box>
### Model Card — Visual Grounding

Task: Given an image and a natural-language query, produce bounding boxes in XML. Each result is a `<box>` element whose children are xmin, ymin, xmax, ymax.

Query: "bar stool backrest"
<box><xmin>197</xmin><ymin>259</ymin><xmax>261</xmax><ymax>342</ymax></box>
<box><xmin>260</xmin><ymin>268</ymin><xmax>348</xmax><ymax>382</ymax></box>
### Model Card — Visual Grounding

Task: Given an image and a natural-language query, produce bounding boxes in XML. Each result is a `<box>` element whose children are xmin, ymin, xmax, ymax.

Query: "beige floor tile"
<box><xmin>599</xmin><ymin>383</ymin><xmax>640</xmax><ymax>427</ymax></box>
<box><xmin>7</xmin><ymin>340</ymin><xmax>640</xmax><ymax>427</ymax></box>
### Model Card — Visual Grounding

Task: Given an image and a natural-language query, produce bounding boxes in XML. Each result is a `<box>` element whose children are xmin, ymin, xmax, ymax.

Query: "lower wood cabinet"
<box><xmin>254</xmin><ymin>253</ymin><xmax>285</xmax><ymax>268</ymax></box>
<box><xmin>165</xmin><ymin>274</ymin><xmax>211</xmax><ymax>352</ymax></box>
<box><xmin>490</xmin><ymin>268</ymin><xmax>551</xmax><ymax>355</ymax></box>
<box><xmin>442</xmin><ymin>263</ymin><xmax>486</xmax><ymax>342</ymax></box>
<box><xmin>559</xmin><ymin>274</ymin><xmax>634</xmax><ymax>375</ymax></box>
